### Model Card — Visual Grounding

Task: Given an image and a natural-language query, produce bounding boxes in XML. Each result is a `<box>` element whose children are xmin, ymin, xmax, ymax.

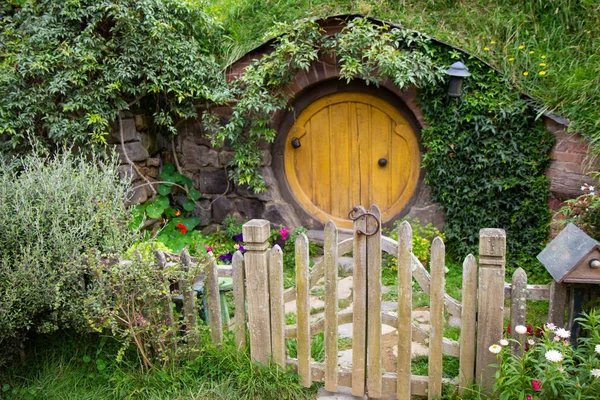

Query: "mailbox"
<box><xmin>537</xmin><ymin>223</ymin><xmax>600</xmax><ymax>284</ymax></box>
<box><xmin>537</xmin><ymin>223</ymin><xmax>600</xmax><ymax>339</ymax></box>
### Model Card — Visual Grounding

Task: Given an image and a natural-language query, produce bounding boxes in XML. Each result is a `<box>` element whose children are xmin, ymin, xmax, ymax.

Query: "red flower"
<box><xmin>535</xmin><ymin>326</ymin><xmax>544</xmax><ymax>337</ymax></box>
<box><xmin>531</xmin><ymin>380</ymin><xmax>542</xmax><ymax>391</ymax></box>
<box><xmin>176</xmin><ymin>223</ymin><xmax>187</xmax><ymax>234</ymax></box>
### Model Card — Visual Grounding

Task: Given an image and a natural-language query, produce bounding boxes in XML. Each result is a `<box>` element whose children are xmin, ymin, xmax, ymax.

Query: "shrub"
<box><xmin>555</xmin><ymin>181</ymin><xmax>600</xmax><ymax>241</ymax></box>
<box><xmin>85</xmin><ymin>251</ymin><xmax>209</xmax><ymax>368</ymax></box>
<box><xmin>0</xmin><ymin>150</ymin><xmax>134</xmax><ymax>359</ymax></box>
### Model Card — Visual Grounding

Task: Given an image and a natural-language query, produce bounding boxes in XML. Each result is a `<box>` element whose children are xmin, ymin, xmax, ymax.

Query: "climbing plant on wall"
<box><xmin>419</xmin><ymin>56</ymin><xmax>555</xmax><ymax>275</ymax></box>
<box><xmin>205</xmin><ymin>17</ymin><xmax>554</xmax><ymax>276</ymax></box>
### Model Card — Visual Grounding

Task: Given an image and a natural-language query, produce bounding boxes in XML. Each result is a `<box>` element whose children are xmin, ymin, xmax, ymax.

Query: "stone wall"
<box><xmin>109</xmin><ymin>90</ymin><xmax>593</xmax><ymax>234</ymax></box>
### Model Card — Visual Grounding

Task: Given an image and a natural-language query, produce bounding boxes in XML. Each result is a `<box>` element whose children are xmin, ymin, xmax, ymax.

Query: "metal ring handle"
<box><xmin>347</xmin><ymin>206</ymin><xmax>380</xmax><ymax>236</ymax></box>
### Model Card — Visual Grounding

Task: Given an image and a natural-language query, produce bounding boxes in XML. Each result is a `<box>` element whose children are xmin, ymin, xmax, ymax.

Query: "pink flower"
<box><xmin>279</xmin><ymin>226</ymin><xmax>289</xmax><ymax>241</ymax></box>
<box><xmin>531</xmin><ymin>380</ymin><xmax>542</xmax><ymax>391</ymax></box>
<box><xmin>527</xmin><ymin>396</ymin><xmax>533</xmax><ymax>400</ymax></box>
<box><xmin>203</xmin><ymin>244</ymin><xmax>212</xmax><ymax>252</ymax></box>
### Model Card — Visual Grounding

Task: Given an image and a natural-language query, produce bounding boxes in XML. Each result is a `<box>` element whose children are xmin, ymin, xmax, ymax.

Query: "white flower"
<box><xmin>489</xmin><ymin>344</ymin><xmax>502</xmax><ymax>354</ymax></box>
<box><xmin>500</xmin><ymin>339</ymin><xmax>509</xmax><ymax>346</ymax></box>
<box><xmin>545</xmin><ymin>323</ymin><xmax>556</xmax><ymax>331</ymax></box>
<box><xmin>555</xmin><ymin>328</ymin><xmax>571</xmax><ymax>339</ymax></box>
<box><xmin>545</xmin><ymin>350</ymin><xmax>564</xmax><ymax>362</ymax></box>
<box><xmin>595</xmin><ymin>344</ymin><xmax>600</xmax><ymax>354</ymax></box>
<box><xmin>514</xmin><ymin>325</ymin><xmax>528</xmax><ymax>335</ymax></box>
<box><xmin>590</xmin><ymin>186</ymin><xmax>595</xmax><ymax>191</ymax></box>
<box><xmin>582</xmin><ymin>185</ymin><xmax>587</xmax><ymax>191</ymax></box>
<box><xmin>592</xmin><ymin>369</ymin><xmax>600</xmax><ymax>378</ymax></box>
<box><xmin>528</xmin><ymin>339</ymin><xmax>535</xmax><ymax>345</ymax></box>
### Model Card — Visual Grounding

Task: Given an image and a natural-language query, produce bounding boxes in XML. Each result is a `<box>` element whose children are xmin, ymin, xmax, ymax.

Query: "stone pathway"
<box><xmin>282</xmin><ymin>275</ymin><xmax>440</xmax><ymax>399</ymax></box>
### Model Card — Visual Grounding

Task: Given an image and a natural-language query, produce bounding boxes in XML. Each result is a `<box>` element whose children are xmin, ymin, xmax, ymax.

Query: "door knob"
<box><xmin>378</xmin><ymin>158</ymin><xmax>388</xmax><ymax>167</ymax></box>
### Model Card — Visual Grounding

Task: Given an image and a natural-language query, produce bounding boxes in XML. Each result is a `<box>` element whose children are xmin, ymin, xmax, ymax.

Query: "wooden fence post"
<box><xmin>324</xmin><ymin>221</ymin><xmax>339</xmax><ymax>392</ymax></box>
<box><xmin>397</xmin><ymin>221</ymin><xmax>412</xmax><ymax>400</ymax></box>
<box><xmin>180</xmin><ymin>249</ymin><xmax>198</xmax><ymax>347</ymax></box>
<box><xmin>428</xmin><ymin>237</ymin><xmax>445</xmax><ymax>400</ymax></box>
<box><xmin>547</xmin><ymin>281</ymin><xmax>568</xmax><ymax>327</ymax></box>
<box><xmin>207</xmin><ymin>255</ymin><xmax>223</xmax><ymax>344</ymax></box>
<box><xmin>296</xmin><ymin>233</ymin><xmax>312</xmax><ymax>388</ymax></box>
<box><xmin>269</xmin><ymin>245</ymin><xmax>286</xmax><ymax>368</ymax></box>
<box><xmin>510</xmin><ymin>268</ymin><xmax>527</xmax><ymax>356</ymax></box>
<box><xmin>366</xmin><ymin>205</ymin><xmax>382</xmax><ymax>399</ymax></box>
<box><xmin>476</xmin><ymin>228</ymin><xmax>506</xmax><ymax>393</ymax></box>
<box><xmin>155</xmin><ymin>250</ymin><xmax>177</xmax><ymax>357</ymax></box>
<box><xmin>242</xmin><ymin>219</ymin><xmax>272</xmax><ymax>364</ymax></box>
<box><xmin>232</xmin><ymin>251</ymin><xmax>246</xmax><ymax>350</ymax></box>
<box><xmin>352</xmin><ymin>208</ymin><xmax>368</xmax><ymax>397</ymax></box>
<box><xmin>459</xmin><ymin>254</ymin><xmax>477</xmax><ymax>396</ymax></box>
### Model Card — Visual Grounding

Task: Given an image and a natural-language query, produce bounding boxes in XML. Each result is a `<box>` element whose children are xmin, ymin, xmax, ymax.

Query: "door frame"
<box><xmin>272</xmin><ymin>78</ymin><xmax>425</xmax><ymax>230</ymax></box>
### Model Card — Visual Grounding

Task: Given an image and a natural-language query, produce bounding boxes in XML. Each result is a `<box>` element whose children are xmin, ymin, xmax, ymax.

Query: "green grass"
<box><xmin>286</xmin><ymin>333</ymin><xmax>352</xmax><ymax>363</ymax></box>
<box><xmin>285</xmin><ymin>312</ymin><xmax>297</xmax><ymax>325</ymax></box>
<box><xmin>338</xmin><ymin>298</ymin><xmax>351</xmax><ymax>309</ymax></box>
<box><xmin>1</xmin><ymin>331</ymin><xmax>315</xmax><ymax>400</ymax></box>
<box><xmin>208</xmin><ymin>0</ymin><xmax>600</xmax><ymax>154</ymax></box>
<box><xmin>411</xmin><ymin>354</ymin><xmax>460</xmax><ymax>379</ymax></box>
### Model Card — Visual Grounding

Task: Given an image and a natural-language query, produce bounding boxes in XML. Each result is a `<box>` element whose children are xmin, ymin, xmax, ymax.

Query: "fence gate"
<box><xmin>234</xmin><ymin>205</ymin><xmax>507</xmax><ymax>399</ymax></box>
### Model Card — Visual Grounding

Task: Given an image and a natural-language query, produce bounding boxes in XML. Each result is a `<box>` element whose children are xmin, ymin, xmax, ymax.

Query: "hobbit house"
<box><xmin>112</xmin><ymin>15</ymin><xmax>595</xmax><ymax>236</ymax></box>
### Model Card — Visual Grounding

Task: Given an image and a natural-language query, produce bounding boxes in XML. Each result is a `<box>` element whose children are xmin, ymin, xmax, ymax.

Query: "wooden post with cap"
<box><xmin>242</xmin><ymin>219</ymin><xmax>272</xmax><ymax>364</ymax></box>
<box><xmin>476</xmin><ymin>228</ymin><xmax>506</xmax><ymax>393</ymax></box>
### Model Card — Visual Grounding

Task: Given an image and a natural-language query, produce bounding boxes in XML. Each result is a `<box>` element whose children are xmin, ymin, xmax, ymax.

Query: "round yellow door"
<box><xmin>284</xmin><ymin>92</ymin><xmax>420</xmax><ymax>228</ymax></box>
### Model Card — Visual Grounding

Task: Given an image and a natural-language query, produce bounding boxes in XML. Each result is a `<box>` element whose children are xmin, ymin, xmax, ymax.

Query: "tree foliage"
<box><xmin>0</xmin><ymin>0</ymin><xmax>225</xmax><ymax>152</ymax></box>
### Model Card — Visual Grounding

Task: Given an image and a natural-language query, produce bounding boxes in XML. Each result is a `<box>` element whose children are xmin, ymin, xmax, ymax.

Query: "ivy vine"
<box><xmin>419</xmin><ymin>56</ymin><xmax>554</xmax><ymax>277</ymax></box>
<box><xmin>207</xmin><ymin>17</ymin><xmax>554</xmax><ymax>276</ymax></box>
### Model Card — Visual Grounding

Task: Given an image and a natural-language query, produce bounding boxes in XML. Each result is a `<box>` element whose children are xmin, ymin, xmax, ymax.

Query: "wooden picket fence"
<box><xmin>167</xmin><ymin>204</ymin><xmax>569</xmax><ymax>399</ymax></box>
<box><xmin>232</xmin><ymin>205</ymin><xmax>503</xmax><ymax>399</ymax></box>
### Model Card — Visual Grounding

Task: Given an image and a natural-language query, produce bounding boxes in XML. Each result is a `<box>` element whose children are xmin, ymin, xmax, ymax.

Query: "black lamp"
<box><xmin>445</xmin><ymin>61</ymin><xmax>471</xmax><ymax>97</ymax></box>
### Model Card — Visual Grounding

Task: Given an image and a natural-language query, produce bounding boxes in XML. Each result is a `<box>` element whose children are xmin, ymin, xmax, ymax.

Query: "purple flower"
<box><xmin>219</xmin><ymin>252</ymin><xmax>233</xmax><ymax>262</ymax></box>
<box><xmin>233</xmin><ymin>233</ymin><xmax>244</xmax><ymax>242</ymax></box>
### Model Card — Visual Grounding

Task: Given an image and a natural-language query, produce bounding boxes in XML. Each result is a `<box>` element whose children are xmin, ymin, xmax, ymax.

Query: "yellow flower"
<box><xmin>539</xmin><ymin>63</ymin><xmax>546</xmax><ymax>67</ymax></box>
<box><xmin>518</xmin><ymin>45</ymin><xmax>525</xmax><ymax>49</ymax></box>
<box><xmin>508</xmin><ymin>57</ymin><xmax>515</xmax><ymax>61</ymax></box>
<box><xmin>541</xmin><ymin>55</ymin><xmax>547</xmax><ymax>59</ymax></box>
<box><xmin>490</xmin><ymin>40</ymin><xmax>496</xmax><ymax>44</ymax></box>
<box><xmin>523</xmin><ymin>71</ymin><xmax>529</xmax><ymax>76</ymax></box>
<box><xmin>529</xmin><ymin>50</ymin><xmax>535</xmax><ymax>54</ymax></box>
<box><xmin>539</xmin><ymin>71</ymin><xmax>547</xmax><ymax>76</ymax></box>
<box><xmin>483</xmin><ymin>47</ymin><xmax>489</xmax><ymax>51</ymax></box>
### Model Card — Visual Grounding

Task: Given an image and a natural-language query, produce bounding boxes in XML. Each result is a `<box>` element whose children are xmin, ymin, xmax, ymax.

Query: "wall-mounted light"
<box><xmin>445</xmin><ymin>61</ymin><xmax>471</xmax><ymax>98</ymax></box>
<box><xmin>291</xmin><ymin>137</ymin><xmax>301</xmax><ymax>149</ymax></box>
